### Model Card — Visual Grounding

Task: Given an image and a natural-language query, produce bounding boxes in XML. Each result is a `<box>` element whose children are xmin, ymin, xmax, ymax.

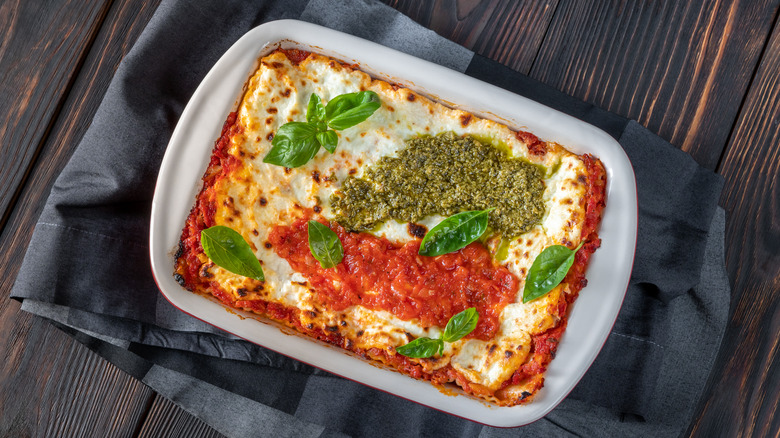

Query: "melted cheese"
<box><xmin>189</xmin><ymin>51</ymin><xmax>596</xmax><ymax>402</ymax></box>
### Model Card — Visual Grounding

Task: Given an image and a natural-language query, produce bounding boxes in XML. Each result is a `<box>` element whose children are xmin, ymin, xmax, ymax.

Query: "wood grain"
<box><xmin>382</xmin><ymin>0</ymin><xmax>558</xmax><ymax>73</ymax></box>
<box><xmin>0</xmin><ymin>0</ymin><xmax>109</xmax><ymax>229</ymax></box>
<box><xmin>137</xmin><ymin>395</ymin><xmax>226</xmax><ymax>438</ymax></box>
<box><xmin>529</xmin><ymin>0</ymin><xmax>780</xmax><ymax>169</ymax></box>
<box><xmin>689</xmin><ymin>13</ymin><xmax>780</xmax><ymax>437</ymax></box>
<box><xmin>0</xmin><ymin>0</ymin><xmax>164</xmax><ymax>436</ymax></box>
<box><xmin>0</xmin><ymin>308</ymin><xmax>154</xmax><ymax>437</ymax></box>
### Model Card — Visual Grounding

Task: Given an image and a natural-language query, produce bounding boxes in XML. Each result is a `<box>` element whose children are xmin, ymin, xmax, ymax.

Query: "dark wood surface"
<box><xmin>0</xmin><ymin>0</ymin><xmax>777</xmax><ymax>436</ymax></box>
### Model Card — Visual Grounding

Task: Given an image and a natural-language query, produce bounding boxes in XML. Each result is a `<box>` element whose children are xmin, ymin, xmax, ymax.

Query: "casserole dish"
<box><xmin>150</xmin><ymin>19</ymin><xmax>637</xmax><ymax>427</ymax></box>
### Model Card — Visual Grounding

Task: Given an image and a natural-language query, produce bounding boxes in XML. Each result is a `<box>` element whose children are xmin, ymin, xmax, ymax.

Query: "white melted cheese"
<box><xmin>203</xmin><ymin>52</ymin><xmax>592</xmax><ymax>391</ymax></box>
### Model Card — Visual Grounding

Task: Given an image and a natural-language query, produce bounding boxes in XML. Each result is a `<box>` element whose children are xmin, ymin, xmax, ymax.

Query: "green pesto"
<box><xmin>330</xmin><ymin>132</ymin><xmax>546</xmax><ymax>238</ymax></box>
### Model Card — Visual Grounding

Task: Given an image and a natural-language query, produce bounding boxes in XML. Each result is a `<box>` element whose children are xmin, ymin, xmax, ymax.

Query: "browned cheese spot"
<box><xmin>460</xmin><ymin>114</ymin><xmax>472</xmax><ymax>127</ymax></box>
<box><xmin>267</xmin><ymin>133</ymin><xmax>274</xmax><ymax>141</ymax></box>
<box><xmin>272</xmin><ymin>61</ymin><xmax>284</xmax><ymax>68</ymax></box>
<box><xmin>348</xmin><ymin>168</ymin><xmax>357</xmax><ymax>175</ymax></box>
<box><xmin>406</xmin><ymin>93</ymin><xmax>416</xmax><ymax>102</ymax></box>
<box><xmin>312</xmin><ymin>170</ymin><xmax>321</xmax><ymax>183</ymax></box>
<box><xmin>267</xmin><ymin>107</ymin><xmax>278</xmax><ymax>114</ymax></box>
<box><xmin>505</xmin><ymin>350</ymin><xmax>514</xmax><ymax>358</ymax></box>
<box><xmin>236</xmin><ymin>288</ymin><xmax>248</xmax><ymax>297</ymax></box>
<box><xmin>282</xmin><ymin>88</ymin><xmax>292</xmax><ymax>97</ymax></box>
<box><xmin>252</xmin><ymin>229</ymin><xmax>259</xmax><ymax>236</ymax></box>
<box><xmin>407</xmin><ymin>223</ymin><xmax>428</xmax><ymax>239</ymax></box>
<box><xmin>259</xmin><ymin>197</ymin><xmax>268</xmax><ymax>206</ymax></box>
<box><xmin>313</xmin><ymin>205</ymin><xmax>322</xmax><ymax>213</ymax></box>
<box><xmin>265</xmin><ymin>117</ymin><xmax>273</xmax><ymax>125</ymax></box>
<box><xmin>264</xmin><ymin>242</ymin><xmax>273</xmax><ymax>249</ymax></box>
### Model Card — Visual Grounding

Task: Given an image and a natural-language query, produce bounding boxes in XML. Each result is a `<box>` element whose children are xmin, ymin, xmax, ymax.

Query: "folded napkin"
<box><xmin>11</xmin><ymin>0</ymin><xmax>730</xmax><ymax>436</ymax></box>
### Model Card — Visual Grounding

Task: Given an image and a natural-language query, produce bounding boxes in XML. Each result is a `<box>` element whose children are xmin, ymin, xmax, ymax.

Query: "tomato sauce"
<box><xmin>269</xmin><ymin>216</ymin><xmax>518</xmax><ymax>340</ymax></box>
<box><xmin>175</xmin><ymin>112</ymin><xmax>242</xmax><ymax>289</ymax></box>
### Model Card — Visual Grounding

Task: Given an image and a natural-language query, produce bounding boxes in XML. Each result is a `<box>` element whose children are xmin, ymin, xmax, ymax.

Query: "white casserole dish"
<box><xmin>149</xmin><ymin>19</ymin><xmax>637</xmax><ymax>427</ymax></box>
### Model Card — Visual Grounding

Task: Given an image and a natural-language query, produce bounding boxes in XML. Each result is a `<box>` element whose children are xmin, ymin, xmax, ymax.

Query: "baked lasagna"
<box><xmin>174</xmin><ymin>49</ymin><xmax>606</xmax><ymax>406</ymax></box>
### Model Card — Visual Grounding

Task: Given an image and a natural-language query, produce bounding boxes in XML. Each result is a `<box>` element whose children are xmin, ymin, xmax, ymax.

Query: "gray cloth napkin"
<box><xmin>11</xmin><ymin>0</ymin><xmax>730</xmax><ymax>436</ymax></box>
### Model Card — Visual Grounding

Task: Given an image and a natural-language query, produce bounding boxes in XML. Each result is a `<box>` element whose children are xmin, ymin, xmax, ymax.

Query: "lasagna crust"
<box><xmin>174</xmin><ymin>49</ymin><xmax>606</xmax><ymax>406</ymax></box>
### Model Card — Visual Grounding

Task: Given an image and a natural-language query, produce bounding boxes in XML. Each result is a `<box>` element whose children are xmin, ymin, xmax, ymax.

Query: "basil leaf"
<box><xmin>396</xmin><ymin>337</ymin><xmax>444</xmax><ymax>358</ymax></box>
<box><xmin>306</xmin><ymin>93</ymin><xmax>326</xmax><ymax>124</ymax></box>
<box><xmin>442</xmin><ymin>307</ymin><xmax>478</xmax><ymax>343</ymax></box>
<box><xmin>263</xmin><ymin>122</ymin><xmax>321</xmax><ymax>168</ymax></box>
<box><xmin>201</xmin><ymin>226</ymin><xmax>264</xmax><ymax>281</ymax></box>
<box><xmin>307</xmin><ymin>220</ymin><xmax>344</xmax><ymax>269</ymax></box>
<box><xmin>522</xmin><ymin>243</ymin><xmax>583</xmax><ymax>303</ymax></box>
<box><xmin>418</xmin><ymin>208</ymin><xmax>495</xmax><ymax>257</ymax></box>
<box><xmin>316</xmin><ymin>130</ymin><xmax>339</xmax><ymax>153</ymax></box>
<box><xmin>325</xmin><ymin>91</ymin><xmax>381</xmax><ymax>130</ymax></box>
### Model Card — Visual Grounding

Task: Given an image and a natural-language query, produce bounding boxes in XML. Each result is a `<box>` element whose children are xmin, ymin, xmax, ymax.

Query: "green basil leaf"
<box><xmin>442</xmin><ymin>307</ymin><xmax>479</xmax><ymax>343</ymax></box>
<box><xmin>396</xmin><ymin>337</ymin><xmax>444</xmax><ymax>358</ymax></box>
<box><xmin>316</xmin><ymin>130</ymin><xmax>339</xmax><ymax>153</ymax></box>
<box><xmin>306</xmin><ymin>93</ymin><xmax>326</xmax><ymax>124</ymax></box>
<box><xmin>418</xmin><ymin>208</ymin><xmax>495</xmax><ymax>257</ymax></box>
<box><xmin>307</xmin><ymin>220</ymin><xmax>344</xmax><ymax>269</ymax></box>
<box><xmin>201</xmin><ymin>226</ymin><xmax>264</xmax><ymax>281</ymax></box>
<box><xmin>522</xmin><ymin>243</ymin><xmax>583</xmax><ymax>303</ymax></box>
<box><xmin>324</xmin><ymin>91</ymin><xmax>381</xmax><ymax>130</ymax></box>
<box><xmin>263</xmin><ymin>122</ymin><xmax>321</xmax><ymax>168</ymax></box>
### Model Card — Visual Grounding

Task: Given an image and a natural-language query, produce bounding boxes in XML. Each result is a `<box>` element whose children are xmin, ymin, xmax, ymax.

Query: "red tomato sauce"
<box><xmin>175</xmin><ymin>112</ymin><xmax>242</xmax><ymax>289</ymax></box>
<box><xmin>268</xmin><ymin>216</ymin><xmax>519</xmax><ymax>340</ymax></box>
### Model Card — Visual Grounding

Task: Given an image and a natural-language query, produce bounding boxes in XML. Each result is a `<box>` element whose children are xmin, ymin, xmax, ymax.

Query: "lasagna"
<box><xmin>174</xmin><ymin>49</ymin><xmax>606</xmax><ymax>406</ymax></box>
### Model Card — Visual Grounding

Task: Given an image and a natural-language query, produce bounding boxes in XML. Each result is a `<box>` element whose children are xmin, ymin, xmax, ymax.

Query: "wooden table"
<box><xmin>1</xmin><ymin>1</ymin><xmax>777</xmax><ymax>436</ymax></box>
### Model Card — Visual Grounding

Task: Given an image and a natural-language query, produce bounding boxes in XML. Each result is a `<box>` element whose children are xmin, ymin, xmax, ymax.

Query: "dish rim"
<box><xmin>149</xmin><ymin>18</ymin><xmax>638</xmax><ymax>427</ymax></box>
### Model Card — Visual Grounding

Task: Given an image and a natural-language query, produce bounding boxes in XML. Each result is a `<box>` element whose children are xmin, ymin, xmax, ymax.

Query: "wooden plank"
<box><xmin>688</xmin><ymin>13</ymin><xmax>780</xmax><ymax>438</ymax></box>
<box><xmin>0</xmin><ymin>0</ymin><xmax>163</xmax><ymax>436</ymax></box>
<box><xmin>0</xmin><ymin>0</ymin><xmax>109</xmax><ymax>229</ymax></box>
<box><xmin>529</xmin><ymin>0</ymin><xmax>780</xmax><ymax>169</ymax></box>
<box><xmin>0</xmin><ymin>309</ymin><xmax>155</xmax><ymax>437</ymax></box>
<box><xmin>382</xmin><ymin>0</ymin><xmax>558</xmax><ymax>73</ymax></box>
<box><xmin>137</xmin><ymin>395</ymin><xmax>226</xmax><ymax>438</ymax></box>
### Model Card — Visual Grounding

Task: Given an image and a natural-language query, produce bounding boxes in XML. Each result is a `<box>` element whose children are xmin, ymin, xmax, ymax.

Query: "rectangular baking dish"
<box><xmin>149</xmin><ymin>19</ymin><xmax>637</xmax><ymax>427</ymax></box>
